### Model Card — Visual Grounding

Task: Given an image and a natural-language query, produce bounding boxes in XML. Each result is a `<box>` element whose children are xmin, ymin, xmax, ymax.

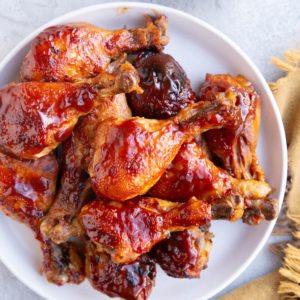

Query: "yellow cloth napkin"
<box><xmin>220</xmin><ymin>49</ymin><xmax>300</xmax><ymax>300</ymax></box>
<box><xmin>221</xmin><ymin>271</ymin><xmax>280</xmax><ymax>300</ymax></box>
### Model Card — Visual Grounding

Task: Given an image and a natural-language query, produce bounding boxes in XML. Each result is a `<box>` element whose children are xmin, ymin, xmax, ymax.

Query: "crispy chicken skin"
<box><xmin>20</xmin><ymin>15</ymin><xmax>168</xmax><ymax>82</ymax></box>
<box><xmin>86</xmin><ymin>241</ymin><xmax>156</xmax><ymax>300</ymax></box>
<box><xmin>39</xmin><ymin>237</ymin><xmax>85</xmax><ymax>286</ymax></box>
<box><xmin>80</xmin><ymin>197</ymin><xmax>211</xmax><ymax>263</ymax></box>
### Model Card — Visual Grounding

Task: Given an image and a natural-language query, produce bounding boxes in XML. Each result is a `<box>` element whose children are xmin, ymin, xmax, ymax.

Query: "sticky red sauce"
<box><xmin>80</xmin><ymin>198</ymin><xmax>211</xmax><ymax>260</ymax></box>
<box><xmin>153</xmin><ymin>229</ymin><xmax>206</xmax><ymax>278</ymax></box>
<box><xmin>0</xmin><ymin>152</ymin><xmax>58</xmax><ymax>230</ymax></box>
<box><xmin>20</xmin><ymin>24</ymin><xmax>110</xmax><ymax>82</ymax></box>
<box><xmin>199</xmin><ymin>74</ymin><xmax>260</xmax><ymax>178</ymax></box>
<box><xmin>80</xmin><ymin>199</ymin><xmax>165</xmax><ymax>254</ymax></box>
<box><xmin>149</xmin><ymin>141</ymin><xmax>232</xmax><ymax>202</ymax></box>
<box><xmin>0</xmin><ymin>82</ymin><xmax>96</xmax><ymax>158</ymax></box>
<box><xmin>91</xmin><ymin>118</ymin><xmax>184</xmax><ymax>201</ymax></box>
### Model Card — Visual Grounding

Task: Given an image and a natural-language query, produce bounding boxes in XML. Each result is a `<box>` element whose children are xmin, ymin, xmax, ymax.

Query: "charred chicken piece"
<box><xmin>80</xmin><ymin>197</ymin><xmax>211</xmax><ymax>263</ymax></box>
<box><xmin>128</xmin><ymin>51</ymin><xmax>196</xmax><ymax>119</ymax></box>
<box><xmin>152</xmin><ymin>227</ymin><xmax>212</xmax><ymax>278</ymax></box>
<box><xmin>89</xmin><ymin>100</ymin><xmax>241</xmax><ymax>201</ymax></box>
<box><xmin>20</xmin><ymin>15</ymin><xmax>168</xmax><ymax>82</ymax></box>
<box><xmin>39</xmin><ymin>237</ymin><xmax>85</xmax><ymax>286</ymax></box>
<box><xmin>86</xmin><ymin>241</ymin><xmax>156</xmax><ymax>300</ymax></box>
<box><xmin>41</xmin><ymin>94</ymin><xmax>132</xmax><ymax>244</ymax></box>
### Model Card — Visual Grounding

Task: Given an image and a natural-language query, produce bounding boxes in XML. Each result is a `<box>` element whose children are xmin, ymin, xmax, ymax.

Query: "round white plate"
<box><xmin>0</xmin><ymin>2</ymin><xmax>287</xmax><ymax>300</ymax></box>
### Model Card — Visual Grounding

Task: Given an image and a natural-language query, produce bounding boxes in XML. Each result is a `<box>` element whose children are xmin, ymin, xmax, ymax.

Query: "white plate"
<box><xmin>0</xmin><ymin>2</ymin><xmax>287</xmax><ymax>300</ymax></box>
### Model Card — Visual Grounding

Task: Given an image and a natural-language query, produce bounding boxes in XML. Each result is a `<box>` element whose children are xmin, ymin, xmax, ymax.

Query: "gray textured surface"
<box><xmin>0</xmin><ymin>0</ymin><xmax>298</xmax><ymax>299</ymax></box>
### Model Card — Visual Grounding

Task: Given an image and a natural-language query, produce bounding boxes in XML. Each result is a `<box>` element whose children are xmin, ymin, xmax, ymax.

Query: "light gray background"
<box><xmin>0</xmin><ymin>0</ymin><xmax>297</xmax><ymax>299</ymax></box>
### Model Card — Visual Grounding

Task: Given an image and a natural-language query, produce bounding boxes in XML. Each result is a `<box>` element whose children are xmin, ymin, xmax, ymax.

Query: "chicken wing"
<box><xmin>128</xmin><ymin>51</ymin><xmax>196</xmax><ymax>119</ymax></box>
<box><xmin>20</xmin><ymin>15</ymin><xmax>168</xmax><ymax>82</ymax></box>
<box><xmin>152</xmin><ymin>227</ymin><xmax>212</xmax><ymax>278</ymax></box>
<box><xmin>86</xmin><ymin>241</ymin><xmax>156</xmax><ymax>300</ymax></box>
<box><xmin>80</xmin><ymin>197</ymin><xmax>211</xmax><ymax>263</ymax></box>
<box><xmin>41</xmin><ymin>94</ymin><xmax>132</xmax><ymax>244</ymax></box>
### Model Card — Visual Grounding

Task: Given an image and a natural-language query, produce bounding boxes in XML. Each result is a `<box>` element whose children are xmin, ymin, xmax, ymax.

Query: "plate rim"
<box><xmin>0</xmin><ymin>2</ymin><xmax>287</xmax><ymax>300</ymax></box>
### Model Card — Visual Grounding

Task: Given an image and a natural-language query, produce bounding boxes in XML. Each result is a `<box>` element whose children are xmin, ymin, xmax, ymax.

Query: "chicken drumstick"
<box><xmin>80</xmin><ymin>197</ymin><xmax>211</xmax><ymax>263</ymax></box>
<box><xmin>152</xmin><ymin>227</ymin><xmax>212</xmax><ymax>278</ymax></box>
<box><xmin>0</xmin><ymin>61</ymin><xmax>140</xmax><ymax>160</ymax></box>
<box><xmin>89</xmin><ymin>100</ymin><xmax>241</xmax><ymax>201</ymax></box>
<box><xmin>0</xmin><ymin>151</ymin><xmax>84</xmax><ymax>285</ymax></box>
<box><xmin>20</xmin><ymin>15</ymin><xmax>168</xmax><ymax>82</ymax></box>
<box><xmin>40</xmin><ymin>93</ymin><xmax>132</xmax><ymax>244</ymax></box>
<box><xmin>149</xmin><ymin>140</ymin><xmax>273</xmax><ymax>221</ymax></box>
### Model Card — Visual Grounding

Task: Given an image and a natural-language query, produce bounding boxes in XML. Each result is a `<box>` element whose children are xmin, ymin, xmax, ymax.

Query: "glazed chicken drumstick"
<box><xmin>200</xmin><ymin>74</ymin><xmax>264</xmax><ymax>180</ymax></box>
<box><xmin>0</xmin><ymin>61</ymin><xmax>140</xmax><ymax>160</ymax></box>
<box><xmin>89</xmin><ymin>99</ymin><xmax>241</xmax><ymax>201</ymax></box>
<box><xmin>20</xmin><ymin>15</ymin><xmax>168</xmax><ymax>82</ymax></box>
<box><xmin>80</xmin><ymin>197</ymin><xmax>211</xmax><ymax>263</ymax></box>
<box><xmin>40</xmin><ymin>93</ymin><xmax>132</xmax><ymax>244</ymax></box>
<box><xmin>149</xmin><ymin>140</ymin><xmax>273</xmax><ymax>222</ymax></box>
<box><xmin>127</xmin><ymin>52</ymin><xmax>277</xmax><ymax>224</ymax></box>
<box><xmin>200</xmin><ymin>74</ymin><xmax>278</xmax><ymax>224</ymax></box>
<box><xmin>0</xmin><ymin>151</ymin><xmax>84</xmax><ymax>285</ymax></box>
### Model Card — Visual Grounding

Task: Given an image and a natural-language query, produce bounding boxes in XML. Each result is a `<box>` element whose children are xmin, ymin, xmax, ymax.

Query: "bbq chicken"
<box><xmin>152</xmin><ymin>227</ymin><xmax>212</xmax><ymax>278</ymax></box>
<box><xmin>86</xmin><ymin>241</ymin><xmax>156</xmax><ymax>300</ymax></box>
<box><xmin>0</xmin><ymin>60</ymin><xmax>140</xmax><ymax>160</ymax></box>
<box><xmin>200</xmin><ymin>74</ymin><xmax>264</xmax><ymax>181</ymax></box>
<box><xmin>199</xmin><ymin>74</ymin><xmax>278</xmax><ymax>224</ymax></box>
<box><xmin>0</xmin><ymin>151</ymin><xmax>84</xmax><ymax>285</ymax></box>
<box><xmin>40</xmin><ymin>93</ymin><xmax>132</xmax><ymax>244</ymax></box>
<box><xmin>20</xmin><ymin>15</ymin><xmax>168</xmax><ymax>82</ymax></box>
<box><xmin>149</xmin><ymin>140</ymin><xmax>272</xmax><ymax>222</ymax></box>
<box><xmin>0</xmin><ymin>152</ymin><xmax>57</xmax><ymax>229</ymax></box>
<box><xmin>80</xmin><ymin>197</ymin><xmax>211</xmax><ymax>263</ymax></box>
<box><xmin>0</xmin><ymin>12</ymin><xmax>279</xmax><ymax>300</ymax></box>
<box><xmin>89</xmin><ymin>100</ymin><xmax>241</xmax><ymax>201</ymax></box>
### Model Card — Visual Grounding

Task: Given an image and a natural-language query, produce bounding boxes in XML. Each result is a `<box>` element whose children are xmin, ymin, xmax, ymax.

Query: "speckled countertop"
<box><xmin>0</xmin><ymin>0</ymin><xmax>298</xmax><ymax>299</ymax></box>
